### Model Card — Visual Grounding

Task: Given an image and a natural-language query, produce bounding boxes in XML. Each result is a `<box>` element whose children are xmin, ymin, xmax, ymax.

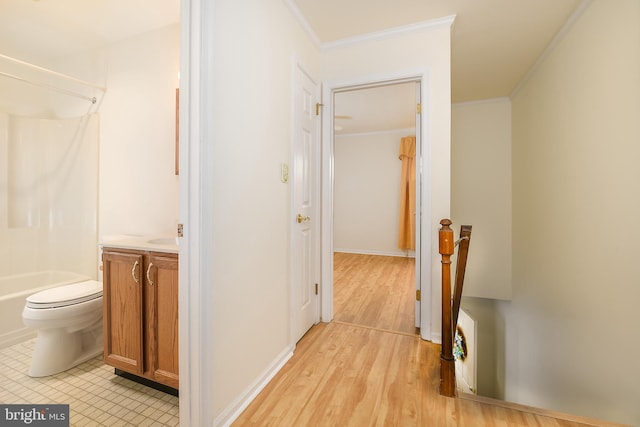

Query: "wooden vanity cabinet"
<box><xmin>102</xmin><ymin>248</ymin><xmax>179</xmax><ymax>390</ymax></box>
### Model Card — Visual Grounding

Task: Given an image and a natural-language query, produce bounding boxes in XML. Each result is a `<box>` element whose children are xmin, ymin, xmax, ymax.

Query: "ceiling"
<box><xmin>0</xmin><ymin>0</ymin><xmax>582</xmax><ymax>133</ymax></box>
<box><xmin>334</xmin><ymin>83</ymin><xmax>418</xmax><ymax>135</ymax></box>
<box><xmin>0</xmin><ymin>0</ymin><xmax>180</xmax><ymax>62</ymax></box>
<box><xmin>296</xmin><ymin>0</ymin><xmax>582</xmax><ymax>134</ymax></box>
<box><xmin>294</xmin><ymin>0</ymin><xmax>581</xmax><ymax>103</ymax></box>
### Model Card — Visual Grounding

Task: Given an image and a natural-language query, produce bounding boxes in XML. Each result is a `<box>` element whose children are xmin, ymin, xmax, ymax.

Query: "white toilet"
<box><xmin>22</xmin><ymin>280</ymin><xmax>103</xmax><ymax>377</ymax></box>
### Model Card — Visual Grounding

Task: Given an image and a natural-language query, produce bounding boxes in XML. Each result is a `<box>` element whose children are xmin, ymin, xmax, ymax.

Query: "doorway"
<box><xmin>322</xmin><ymin>78</ymin><xmax>423</xmax><ymax>335</ymax></box>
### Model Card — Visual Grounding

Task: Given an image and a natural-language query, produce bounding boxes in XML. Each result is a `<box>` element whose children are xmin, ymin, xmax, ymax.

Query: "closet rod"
<box><xmin>0</xmin><ymin>70</ymin><xmax>97</xmax><ymax>104</ymax></box>
<box><xmin>0</xmin><ymin>53</ymin><xmax>105</xmax><ymax>92</ymax></box>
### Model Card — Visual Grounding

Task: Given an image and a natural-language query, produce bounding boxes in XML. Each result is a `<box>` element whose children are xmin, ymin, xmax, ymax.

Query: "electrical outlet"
<box><xmin>281</xmin><ymin>163</ymin><xmax>289</xmax><ymax>183</ymax></box>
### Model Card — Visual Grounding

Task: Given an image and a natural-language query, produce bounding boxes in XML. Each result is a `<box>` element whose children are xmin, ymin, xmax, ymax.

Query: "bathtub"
<box><xmin>0</xmin><ymin>271</ymin><xmax>91</xmax><ymax>348</ymax></box>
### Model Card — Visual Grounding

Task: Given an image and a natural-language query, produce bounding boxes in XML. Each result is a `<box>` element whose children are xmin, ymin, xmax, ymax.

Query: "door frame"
<box><xmin>320</xmin><ymin>70</ymin><xmax>432</xmax><ymax>340</ymax></box>
<box><xmin>178</xmin><ymin>0</ymin><xmax>215</xmax><ymax>425</ymax></box>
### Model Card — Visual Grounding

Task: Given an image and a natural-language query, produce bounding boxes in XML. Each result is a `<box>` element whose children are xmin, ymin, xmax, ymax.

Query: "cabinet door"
<box><xmin>102</xmin><ymin>250</ymin><xmax>145</xmax><ymax>375</ymax></box>
<box><xmin>145</xmin><ymin>253</ymin><xmax>179</xmax><ymax>388</ymax></box>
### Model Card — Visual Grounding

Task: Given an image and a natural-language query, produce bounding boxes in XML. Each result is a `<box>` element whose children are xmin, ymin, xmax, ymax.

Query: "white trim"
<box><xmin>417</xmin><ymin>74</ymin><xmax>433</xmax><ymax>343</ymax></box>
<box><xmin>336</xmin><ymin>127</ymin><xmax>416</xmax><ymax>138</ymax></box>
<box><xmin>334</xmin><ymin>248</ymin><xmax>416</xmax><ymax>259</ymax></box>
<box><xmin>413</xmin><ymin>81</ymin><xmax>422</xmax><ymax>330</ymax></box>
<box><xmin>321</xmin><ymin>70</ymin><xmax>430</xmax><ymax>339</ymax></box>
<box><xmin>321</xmin><ymin>82</ymin><xmax>335</xmax><ymax>323</ymax></box>
<box><xmin>283</xmin><ymin>1</ymin><xmax>455</xmax><ymax>53</ymax></box>
<box><xmin>511</xmin><ymin>0</ymin><xmax>593</xmax><ymax>98</ymax></box>
<box><xmin>322</xmin><ymin>15</ymin><xmax>456</xmax><ymax>51</ymax></box>
<box><xmin>214</xmin><ymin>346</ymin><xmax>295</xmax><ymax>427</ymax></box>
<box><xmin>431</xmin><ymin>332</ymin><xmax>442</xmax><ymax>345</ymax></box>
<box><xmin>179</xmin><ymin>0</ymin><xmax>215</xmax><ymax>425</ymax></box>
<box><xmin>452</xmin><ymin>97</ymin><xmax>511</xmax><ymax>108</ymax></box>
<box><xmin>283</xmin><ymin>0</ymin><xmax>322</xmax><ymax>48</ymax></box>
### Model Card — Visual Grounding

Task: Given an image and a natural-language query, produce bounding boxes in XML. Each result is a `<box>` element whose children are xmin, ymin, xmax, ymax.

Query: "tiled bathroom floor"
<box><xmin>0</xmin><ymin>340</ymin><xmax>179</xmax><ymax>426</ymax></box>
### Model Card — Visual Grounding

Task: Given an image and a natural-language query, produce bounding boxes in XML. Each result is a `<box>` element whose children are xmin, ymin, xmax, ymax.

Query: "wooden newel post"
<box><xmin>439</xmin><ymin>219</ymin><xmax>456</xmax><ymax>397</ymax></box>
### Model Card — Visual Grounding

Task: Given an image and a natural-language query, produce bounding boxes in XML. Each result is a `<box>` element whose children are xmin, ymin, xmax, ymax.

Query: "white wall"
<box><xmin>334</xmin><ymin>130</ymin><xmax>414</xmax><ymax>257</ymax></box>
<box><xmin>452</xmin><ymin>99</ymin><xmax>512</xmax><ymax>300</ymax></box>
<box><xmin>97</xmin><ymin>25</ymin><xmax>180</xmax><ymax>238</ymax></box>
<box><xmin>206</xmin><ymin>3</ymin><xmax>451</xmax><ymax>419</ymax></box>
<box><xmin>508</xmin><ymin>1</ymin><xmax>640</xmax><ymax>425</ymax></box>
<box><xmin>51</xmin><ymin>24</ymin><xmax>180</xmax><ymax>240</ymax></box>
<box><xmin>0</xmin><ymin>55</ymin><xmax>52</xmax><ymax>118</ymax></box>
<box><xmin>321</xmin><ymin>21</ymin><xmax>452</xmax><ymax>342</ymax></box>
<box><xmin>209</xmin><ymin>0</ymin><xmax>320</xmax><ymax>422</ymax></box>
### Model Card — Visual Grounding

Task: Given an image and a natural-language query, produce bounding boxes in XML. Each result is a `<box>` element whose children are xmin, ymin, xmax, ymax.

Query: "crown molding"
<box><xmin>322</xmin><ymin>15</ymin><xmax>456</xmax><ymax>51</ymax></box>
<box><xmin>283</xmin><ymin>0</ymin><xmax>321</xmax><ymax>49</ymax></box>
<box><xmin>511</xmin><ymin>0</ymin><xmax>593</xmax><ymax>99</ymax></box>
<box><xmin>452</xmin><ymin>97</ymin><xmax>511</xmax><ymax>108</ymax></box>
<box><xmin>284</xmin><ymin>1</ymin><xmax>456</xmax><ymax>52</ymax></box>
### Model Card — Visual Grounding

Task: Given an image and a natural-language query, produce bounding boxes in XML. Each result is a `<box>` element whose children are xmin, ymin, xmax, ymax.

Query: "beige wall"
<box><xmin>452</xmin><ymin>99</ymin><xmax>512</xmax><ymax>300</ymax></box>
<box><xmin>97</xmin><ymin>25</ymin><xmax>180</xmax><ymax>238</ymax></box>
<box><xmin>334</xmin><ymin>130</ymin><xmax>413</xmax><ymax>256</ymax></box>
<box><xmin>209</xmin><ymin>0</ymin><xmax>320</xmax><ymax>420</ymax></box>
<box><xmin>0</xmin><ymin>25</ymin><xmax>180</xmax><ymax>278</ymax></box>
<box><xmin>207</xmin><ymin>4</ymin><xmax>451</xmax><ymax>418</ymax></box>
<box><xmin>53</xmin><ymin>25</ymin><xmax>181</xmax><ymax>240</ymax></box>
<box><xmin>321</xmin><ymin>23</ymin><xmax>452</xmax><ymax>342</ymax></box>
<box><xmin>509</xmin><ymin>1</ymin><xmax>640</xmax><ymax>424</ymax></box>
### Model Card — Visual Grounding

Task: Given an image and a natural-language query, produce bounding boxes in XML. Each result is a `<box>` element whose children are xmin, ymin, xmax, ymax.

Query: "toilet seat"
<box><xmin>26</xmin><ymin>280</ymin><xmax>103</xmax><ymax>309</ymax></box>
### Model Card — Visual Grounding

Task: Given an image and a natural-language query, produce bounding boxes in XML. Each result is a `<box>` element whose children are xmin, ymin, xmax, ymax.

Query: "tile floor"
<box><xmin>0</xmin><ymin>340</ymin><xmax>179</xmax><ymax>426</ymax></box>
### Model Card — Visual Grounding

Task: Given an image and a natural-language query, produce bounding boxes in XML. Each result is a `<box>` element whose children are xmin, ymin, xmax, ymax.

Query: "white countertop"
<box><xmin>99</xmin><ymin>234</ymin><xmax>179</xmax><ymax>254</ymax></box>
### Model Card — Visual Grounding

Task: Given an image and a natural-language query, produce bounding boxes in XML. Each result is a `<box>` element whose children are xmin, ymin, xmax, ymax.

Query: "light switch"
<box><xmin>281</xmin><ymin>163</ymin><xmax>289</xmax><ymax>183</ymax></box>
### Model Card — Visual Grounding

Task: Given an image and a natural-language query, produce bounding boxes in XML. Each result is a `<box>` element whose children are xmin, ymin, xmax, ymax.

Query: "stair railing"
<box><xmin>439</xmin><ymin>219</ymin><xmax>472</xmax><ymax>397</ymax></box>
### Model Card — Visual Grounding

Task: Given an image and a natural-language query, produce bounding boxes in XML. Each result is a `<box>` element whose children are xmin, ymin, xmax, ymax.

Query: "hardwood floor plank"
<box><xmin>334</xmin><ymin>253</ymin><xmax>416</xmax><ymax>335</ymax></box>
<box><xmin>233</xmin><ymin>253</ymin><xmax>622</xmax><ymax>427</ymax></box>
<box><xmin>233</xmin><ymin>322</ymin><xmax>609</xmax><ymax>426</ymax></box>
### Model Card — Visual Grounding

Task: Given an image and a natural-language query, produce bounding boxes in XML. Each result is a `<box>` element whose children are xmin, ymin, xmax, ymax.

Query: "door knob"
<box><xmin>296</xmin><ymin>214</ymin><xmax>310</xmax><ymax>223</ymax></box>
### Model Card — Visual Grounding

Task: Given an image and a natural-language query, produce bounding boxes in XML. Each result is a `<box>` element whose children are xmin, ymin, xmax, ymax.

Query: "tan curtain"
<box><xmin>398</xmin><ymin>136</ymin><xmax>416</xmax><ymax>251</ymax></box>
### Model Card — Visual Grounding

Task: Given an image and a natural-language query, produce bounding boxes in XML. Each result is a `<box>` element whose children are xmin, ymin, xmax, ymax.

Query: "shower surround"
<box><xmin>0</xmin><ymin>112</ymin><xmax>99</xmax><ymax>347</ymax></box>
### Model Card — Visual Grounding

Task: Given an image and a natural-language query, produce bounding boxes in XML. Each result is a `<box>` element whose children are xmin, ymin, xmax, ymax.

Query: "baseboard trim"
<box><xmin>458</xmin><ymin>393</ymin><xmax>631</xmax><ymax>427</ymax></box>
<box><xmin>214</xmin><ymin>345</ymin><xmax>295</xmax><ymax>427</ymax></box>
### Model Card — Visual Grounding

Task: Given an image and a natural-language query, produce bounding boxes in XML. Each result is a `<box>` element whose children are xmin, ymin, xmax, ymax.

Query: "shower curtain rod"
<box><xmin>0</xmin><ymin>53</ymin><xmax>106</xmax><ymax>92</ymax></box>
<box><xmin>0</xmin><ymin>70</ymin><xmax>98</xmax><ymax>104</ymax></box>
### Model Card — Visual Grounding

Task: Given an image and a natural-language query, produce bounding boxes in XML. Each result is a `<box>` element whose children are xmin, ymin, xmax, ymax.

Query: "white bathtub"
<box><xmin>0</xmin><ymin>271</ymin><xmax>91</xmax><ymax>348</ymax></box>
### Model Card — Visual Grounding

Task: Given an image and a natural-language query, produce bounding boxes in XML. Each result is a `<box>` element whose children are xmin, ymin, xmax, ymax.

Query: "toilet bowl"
<box><xmin>22</xmin><ymin>280</ymin><xmax>103</xmax><ymax>377</ymax></box>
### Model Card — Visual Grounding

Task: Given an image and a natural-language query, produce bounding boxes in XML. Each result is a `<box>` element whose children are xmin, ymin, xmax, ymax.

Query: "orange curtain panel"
<box><xmin>397</xmin><ymin>136</ymin><xmax>416</xmax><ymax>251</ymax></box>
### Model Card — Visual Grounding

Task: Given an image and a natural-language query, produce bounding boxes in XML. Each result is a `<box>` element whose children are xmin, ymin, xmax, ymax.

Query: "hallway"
<box><xmin>233</xmin><ymin>321</ymin><xmax>606</xmax><ymax>426</ymax></box>
<box><xmin>233</xmin><ymin>253</ymin><xmax>614</xmax><ymax>426</ymax></box>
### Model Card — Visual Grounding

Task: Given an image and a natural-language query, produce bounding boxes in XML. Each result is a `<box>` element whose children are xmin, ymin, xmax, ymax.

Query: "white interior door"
<box><xmin>291</xmin><ymin>62</ymin><xmax>320</xmax><ymax>343</ymax></box>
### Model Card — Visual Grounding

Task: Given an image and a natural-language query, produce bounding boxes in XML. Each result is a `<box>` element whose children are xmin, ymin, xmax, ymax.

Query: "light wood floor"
<box><xmin>233</xmin><ymin>322</ymin><xmax>608</xmax><ymax>426</ymax></box>
<box><xmin>234</xmin><ymin>253</ymin><xmax>621</xmax><ymax>426</ymax></box>
<box><xmin>333</xmin><ymin>252</ymin><xmax>416</xmax><ymax>335</ymax></box>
